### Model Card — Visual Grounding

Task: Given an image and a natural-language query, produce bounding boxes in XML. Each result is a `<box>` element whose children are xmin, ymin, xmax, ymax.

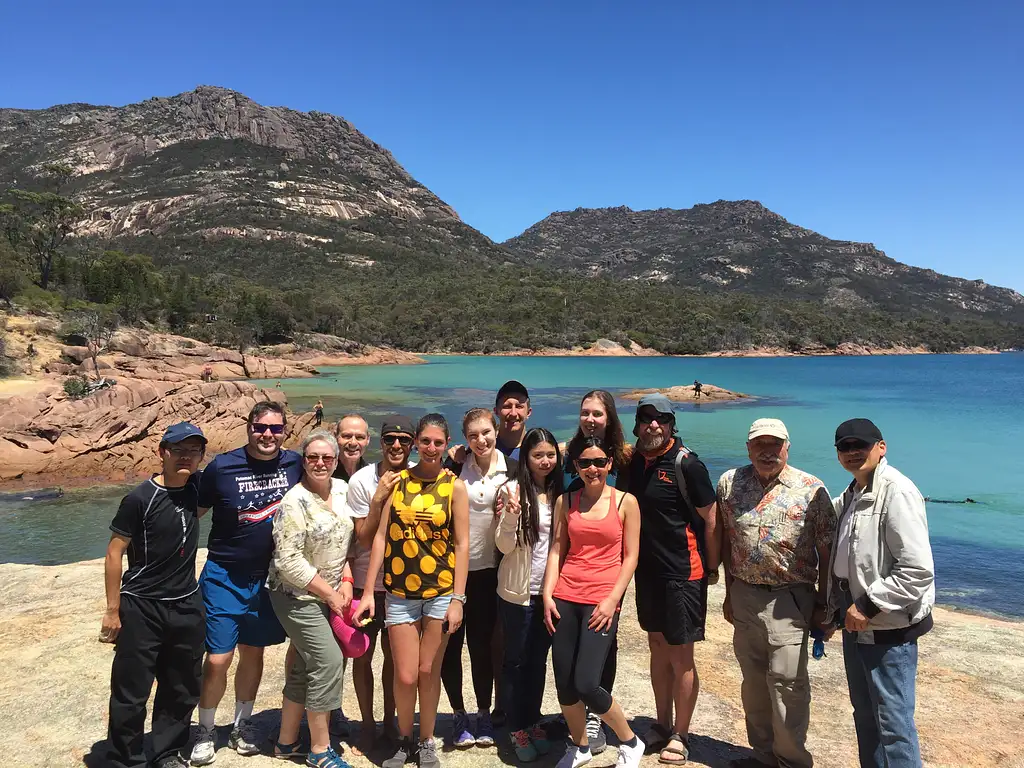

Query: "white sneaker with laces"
<box><xmin>615</xmin><ymin>738</ymin><xmax>645</xmax><ymax>768</ymax></box>
<box><xmin>229</xmin><ymin>718</ymin><xmax>262</xmax><ymax>756</ymax></box>
<box><xmin>190</xmin><ymin>724</ymin><xmax>216</xmax><ymax>765</ymax></box>
<box><xmin>556</xmin><ymin>745</ymin><xmax>593</xmax><ymax>768</ymax></box>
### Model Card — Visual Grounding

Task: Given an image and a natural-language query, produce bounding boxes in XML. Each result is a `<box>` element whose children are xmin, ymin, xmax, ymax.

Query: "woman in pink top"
<box><xmin>542</xmin><ymin>437</ymin><xmax>644</xmax><ymax>768</ymax></box>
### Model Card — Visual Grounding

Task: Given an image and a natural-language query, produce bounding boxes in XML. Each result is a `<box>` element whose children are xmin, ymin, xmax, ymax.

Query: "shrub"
<box><xmin>63</xmin><ymin>375</ymin><xmax>89</xmax><ymax>399</ymax></box>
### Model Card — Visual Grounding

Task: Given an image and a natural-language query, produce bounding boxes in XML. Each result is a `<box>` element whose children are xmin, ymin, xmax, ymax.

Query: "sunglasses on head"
<box><xmin>837</xmin><ymin>439</ymin><xmax>873</xmax><ymax>453</ymax></box>
<box><xmin>251</xmin><ymin>423</ymin><xmax>285</xmax><ymax>435</ymax></box>
<box><xmin>576</xmin><ymin>456</ymin><xmax>611</xmax><ymax>469</ymax></box>
<box><xmin>382</xmin><ymin>434</ymin><xmax>414</xmax><ymax>447</ymax></box>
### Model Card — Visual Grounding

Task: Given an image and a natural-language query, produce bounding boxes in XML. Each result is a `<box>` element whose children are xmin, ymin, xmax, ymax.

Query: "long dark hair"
<box><xmin>514</xmin><ymin>427</ymin><xmax>564</xmax><ymax>547</ymax></box>
<box><xmin>565</xmin><ymin>390</ymin><xmax>627</xmax><ymax>474</ymax></box>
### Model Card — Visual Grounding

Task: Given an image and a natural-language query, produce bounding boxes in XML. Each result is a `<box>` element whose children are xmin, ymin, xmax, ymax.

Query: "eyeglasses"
<box><xmin>251</xmin><ymin>423</ymin><xmax>285</xmax><ymax>435</ymax></box>
<box><xmin>636</xmin><ymin>411</ymin><xmax>672</xmax><ymax>426</ymax></box>
<box><xmin>837</xmin><ymin>439</ymin><xmax>873</xmax><ymax>453</ymax></box>
<box><xmin>166</xmin><ymin>446</ymin><xmax>204</xmax><ymax>458</ymax></box>
<box><xmin>304</xmin><ymin>454</ymin><xmax>337</xmax><ymax>465</ymax></box>
<box><xmin>382</xmin><ymin>434</ymin><xmax>413</xmax><ymax>447</ymax></box>
<box><xmin>576</xmin><ymin>457</ymin><xmax>611</xmax><ymax>469</ymax></box>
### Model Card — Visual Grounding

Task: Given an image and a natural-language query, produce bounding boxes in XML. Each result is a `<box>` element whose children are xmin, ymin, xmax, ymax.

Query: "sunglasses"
<box><xmin>251</xmin><ymin>423</ymin><xmax>285</xmax><ymax>435</ymax></box>
<box><xmin>166</xmin><ymin>446</ymin><xmax>204</xmax><ymax>458</ymax></box>
<box><xmin>382</xmin><ymin>434</ymin><xmax>414</xmax><ymax>447</ymax></box>
<box><xmin>837</xmin><ymin>439</ymin><xmax>873</xmax><ymax>453</ymax></box>
<box><xmin>636</xmin><ymin>411</ymin><xmax>673</xmax><ymax>425</ymax></box>
<box><xmin>576</xmin><ymin>456</ymin><xmax>612</xmax><ymax>469</ymax></box>
<box><xmin>304</xmin><ymin>453</ymin><xmax>337</xmax><ymax>465</ymax></box>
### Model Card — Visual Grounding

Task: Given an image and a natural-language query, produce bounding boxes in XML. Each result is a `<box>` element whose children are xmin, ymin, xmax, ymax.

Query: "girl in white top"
<box><xmin>494</xmin><ymin>427</ymin><xmax>565</xmax><ymax>761</ymax></box>
<box><xmin>440</xmin><ymin>408</ymin><xmax>517</xmax><ymax>748</ymax></box>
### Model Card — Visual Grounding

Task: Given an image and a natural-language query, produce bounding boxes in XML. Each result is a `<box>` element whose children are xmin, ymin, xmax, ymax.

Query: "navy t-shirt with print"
<box><xmin>198</xmin><ymin>446</ymin><xmax>302</xmax><ymax>575</ymax></box>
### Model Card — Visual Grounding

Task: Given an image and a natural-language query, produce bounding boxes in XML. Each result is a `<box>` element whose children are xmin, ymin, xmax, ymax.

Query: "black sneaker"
<box><xmin>383</xmin><ymin>739</ymin><xmax>416</xmax><ymax>768</ymax></box>
<box><xmin>157</xmin><ymin>757</ymin><xmax>189</xmax><ymax>768</ymax></box>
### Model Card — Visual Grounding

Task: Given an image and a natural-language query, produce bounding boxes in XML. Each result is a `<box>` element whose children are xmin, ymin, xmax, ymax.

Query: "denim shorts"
<box><xmin>385</xmin><ymin>591</ymin><xmax>452</xmax><ymax>627</ymax></box>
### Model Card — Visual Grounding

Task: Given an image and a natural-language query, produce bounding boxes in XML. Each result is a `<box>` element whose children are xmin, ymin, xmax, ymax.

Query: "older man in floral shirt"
<box><xmin>718</xmin><ymin>418</ymin><xmax>835</xmax><ymax>768</ymax></box>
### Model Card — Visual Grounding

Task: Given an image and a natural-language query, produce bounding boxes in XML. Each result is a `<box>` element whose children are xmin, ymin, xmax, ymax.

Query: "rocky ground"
<box><xmin>1</xmin><ymin>553</ymin><xmax>1020</xmax><ymax>768</ymax></box>
<box><xmin>621</xmin><ymin>384</ymin><xmax>753</xmax><ymax>403</ymax></box>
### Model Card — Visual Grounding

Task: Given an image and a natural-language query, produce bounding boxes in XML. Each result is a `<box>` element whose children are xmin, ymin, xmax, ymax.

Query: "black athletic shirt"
<box><xmin>109</xmin><ymin>475</ymin><xmax>201</xmax><ymax>600</ymax></box>
<box><xmin>627</xmin><ymin>439</ymin><xmax>717</xmax><ymax>581</ymax></box>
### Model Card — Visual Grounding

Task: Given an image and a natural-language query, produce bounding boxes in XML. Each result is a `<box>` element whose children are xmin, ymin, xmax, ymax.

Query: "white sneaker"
<box><xmin>615</xmin><ymin>738</ymin><xmax>645</xmax><ymax>768</ymax></box>
<box><xmin>190</xmin><ymin>724</ymin><xmax>216</xmax><ymax>765</ymax></box>
<box><xmin>229</xmin><ymin>718</ymin><xmax>262</xmax><ymax>756</ymax></box>
<box><xmin>556</xmin><ymin>745</ymin><xmax>593</xmax><ymax>768</ymax></box>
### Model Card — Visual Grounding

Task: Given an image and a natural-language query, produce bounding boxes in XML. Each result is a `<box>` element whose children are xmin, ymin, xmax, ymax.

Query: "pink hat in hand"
<box><xmin>328</xmin><ymin>603</ymin><xmax>371</xmax><ymax>658</ymax></box>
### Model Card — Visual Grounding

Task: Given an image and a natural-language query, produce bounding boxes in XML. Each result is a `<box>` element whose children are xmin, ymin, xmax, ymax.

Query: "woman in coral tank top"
<box><xmin>542</xmin><ymin>437</ymin><xmax>645</xmax><ymax>768</ymax></box>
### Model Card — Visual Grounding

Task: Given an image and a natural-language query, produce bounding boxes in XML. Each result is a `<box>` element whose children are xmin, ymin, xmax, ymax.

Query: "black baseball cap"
<box><xmin>496</xmin><ymin>380</ymin><xmax>529</xmax><ymax>402</ymax></box>
<box><xmin>160</xmin><ymin>422</ymin><xmax>207</xmax><ymax>445</ymax></box>
<box><xmin>380</xmin><ymin>415</ymin><xmax>415</xmax><ymax>437</ymax></box>
<box><xmin>834</xmin><ymin>418</ymin><xmax>883</xmax><ymax>447</ymax></box>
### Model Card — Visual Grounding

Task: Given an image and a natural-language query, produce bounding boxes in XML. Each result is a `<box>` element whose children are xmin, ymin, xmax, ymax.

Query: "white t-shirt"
<box><xmin>460</xmin><ymin>452</ymin><xmax>514</xmax><ymax>571</ymax></box>
<box><xmin>529</xmin><ymin>496</ymin><xmax>554</xmax><ymax>595</ymax></box>
<box><xmin>833</xmin><ymin>487</ymin><xmax>862</xmax><ymax>580</ymax></box>
<box><xmin>345</xmin><ymin>462</ymin><xmax>385</xmax><ymax>592</ymax></box>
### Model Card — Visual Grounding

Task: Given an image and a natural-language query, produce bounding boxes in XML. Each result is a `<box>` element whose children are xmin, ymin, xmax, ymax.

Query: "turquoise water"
<box><xmin>3</xmin><ymin>353</ymin><xmax>1022</xmax><ymax>617</ymax></box>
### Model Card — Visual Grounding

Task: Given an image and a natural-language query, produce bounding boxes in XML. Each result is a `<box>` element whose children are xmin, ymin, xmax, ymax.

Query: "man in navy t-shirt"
<box><xmin>190</xmin><ymin>401</ymin><xmax>302</xmax><ymax>765</ymax></box>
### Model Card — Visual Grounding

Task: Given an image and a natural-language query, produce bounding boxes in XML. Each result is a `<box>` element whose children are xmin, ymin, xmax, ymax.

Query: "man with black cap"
<box><xmin>494</xmin><ymin>379</ymin><xmax>531</xmax><ymax>460</ymax></box>
<box><xmin>826</xmin><ymin>419</ymin><xmax>933</xmax><ymax>768</ymax></box>
<box><xmin>343</xmin><ymin>415</ymin><xmax>416</xmax><ymax>753</ymax></box>
<box><xmin>718</xmin><ymin>418</ymin><xmax>835</xmax><ymax>768</ymax></box>
<box><xmin>626</xmin><ymin>394</ymin><xmax>718</xmax><ymax>763</ymax></box>
<box><xmin>101</xmin><ymin>422</ymin><xmax>208</xmax><ymax>768</ymax></box>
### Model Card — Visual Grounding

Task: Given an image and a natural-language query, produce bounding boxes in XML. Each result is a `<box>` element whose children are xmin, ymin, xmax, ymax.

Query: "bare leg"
<box><xmin>417</xmin><ymin>617</ymin><xmax>450</xmax><ymax>741</ymax></box>
<box><xmin>234</xmin><ymin>644</ymin><xmax>265</xmax><ymax>702</ymax></box>
<box><xmin>562</xmin><ymin>702</ymin><xmax>588</xmax><ymax>746</ymax></box>
<box><xmin>597</xmin><ymin>699</ymin><xmax>636</xmax><ymax>743</ymax></box>
<box><xmin>669</xmin><ymin>643</ymin><xmax>699</xmax><ymax>737</ymax></box>
<box><xmin>198</xmin><ymin>650</ymin><xmax>234</xmax><ymax>709</ymax></box>
<box><xmin>308</xmin><ymin>710</ymin><xmax>331</xmax><ymax>754</ymax></box>
<box><xmin>278</xmin><ymin>696</ymin><xmax>305</xmax><ymax>747</ymax></box>
<box><xmin>648</xmin><ymin>633</ymin><xmax>674</xmax><ymax>730</ymax></box>
<box><xmin>352</xmin><ymin>633</ymin><xmax>379</xmax><ymax>753</ymax></box>
<box><xmin>388</xmin><ymin>623</ymin><xmax>421</xmax><ymax>740</ymax></box>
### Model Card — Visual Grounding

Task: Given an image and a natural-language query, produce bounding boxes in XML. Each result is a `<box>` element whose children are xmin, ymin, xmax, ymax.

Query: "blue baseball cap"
<box><xmin>160</xmin><ymin>422</ymin><xmax>207</xmax><ymax>445</ymax></box>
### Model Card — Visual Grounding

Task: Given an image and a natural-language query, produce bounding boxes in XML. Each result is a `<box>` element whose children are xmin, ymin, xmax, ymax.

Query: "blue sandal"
<box><xmin>275</xmin><ymin>740</ymin><xmax>308</xmax><ymax>760</ymax></box>
<box><xmin>306</xmin><ymin>747</ymin><xmax>351</xmax><ymax>768</ymax></box>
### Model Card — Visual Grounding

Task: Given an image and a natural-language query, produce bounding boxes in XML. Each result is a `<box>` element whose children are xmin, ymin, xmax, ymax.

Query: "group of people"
<box><xmin>101</xmin><ymin>378</ymin><xmax>935</xmax><ymax>768</ymax></box>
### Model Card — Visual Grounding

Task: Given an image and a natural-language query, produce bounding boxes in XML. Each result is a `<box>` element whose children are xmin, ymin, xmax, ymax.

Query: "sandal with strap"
<box><xmin>275</xmin><ymin>740</ymin><xmax>308</xmax><ymax>760</ymax></box>
<box><xmin>658</xmin><ymin>733</ymin><xmax>690</xmax><ymax>765</ymax></box>
<box><xmin>306</xmin><ymin>747</ymin><xmax>351</xmax><ymax>768</ymax></box>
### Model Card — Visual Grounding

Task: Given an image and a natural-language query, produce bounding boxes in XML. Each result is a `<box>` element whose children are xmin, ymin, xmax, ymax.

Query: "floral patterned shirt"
<box><xmin>718</xmin><ymin>464</ymin><xmax>836</xmax><ymax>587</ymax></box>
<box><xmin>269</xmin><ymin>478</ymin><xmax>353</xmax><ymax>600</ymax></box>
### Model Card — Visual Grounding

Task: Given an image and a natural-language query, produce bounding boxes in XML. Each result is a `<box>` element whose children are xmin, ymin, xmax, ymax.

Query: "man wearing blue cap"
<box><xmin>101</xmin><ymin>422</ymin><xmax>208</xmax><ymax>768</ymax></box>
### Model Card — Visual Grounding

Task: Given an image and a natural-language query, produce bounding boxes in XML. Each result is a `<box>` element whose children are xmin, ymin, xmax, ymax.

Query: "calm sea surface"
<box><xmin>3</xmin><ymin>354</ymin><xmax>1022</xmax><ymax>617</ymax></box>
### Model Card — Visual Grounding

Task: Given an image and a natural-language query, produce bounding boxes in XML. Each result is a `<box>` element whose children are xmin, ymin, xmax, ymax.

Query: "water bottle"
<box><xmin>810</xmin><ymin>627</ymin><xmax>826</xmax><ymax>660</ymax></box>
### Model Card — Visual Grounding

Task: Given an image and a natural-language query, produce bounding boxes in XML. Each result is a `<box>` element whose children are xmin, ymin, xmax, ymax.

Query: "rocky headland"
<box><xmin>622</xmin><ymin>384</ymin><xmax>753</xmax><ymax>403</ymax></box>
<box><xmin>2</xmin><ymin>552</ymin><xmax>1021</xmax><ymax>767</ymax></box>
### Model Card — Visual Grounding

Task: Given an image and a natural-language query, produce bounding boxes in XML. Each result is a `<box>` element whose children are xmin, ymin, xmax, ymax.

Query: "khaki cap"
<box><xmin>748</xmin><ymin>418</ymin><xmax>789</xmax><ymax>441</ymax></box>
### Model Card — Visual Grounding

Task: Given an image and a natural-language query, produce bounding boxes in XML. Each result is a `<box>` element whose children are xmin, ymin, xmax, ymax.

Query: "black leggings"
<box><xmin>441</xmin><ymin>567</ymin><xmax>499</xmax><ymax>712</ymax></box>
<box><xmin>551</xmin><ymin>597</ymin><xmax>618</xmax><ymax>715</ymax></box>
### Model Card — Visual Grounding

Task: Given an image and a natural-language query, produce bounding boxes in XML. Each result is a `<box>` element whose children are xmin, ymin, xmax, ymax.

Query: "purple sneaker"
<box><xmin>452</xmin><ymin>711</ymin><xmax>475</xmax><ymax>748</ymax></box>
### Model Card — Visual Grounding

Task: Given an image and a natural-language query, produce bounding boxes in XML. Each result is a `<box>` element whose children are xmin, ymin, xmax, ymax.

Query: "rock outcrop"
<box><xmin>622</xmin><ymin>383</ymin><xmax>753</xmax><ymax>402</ymax></box>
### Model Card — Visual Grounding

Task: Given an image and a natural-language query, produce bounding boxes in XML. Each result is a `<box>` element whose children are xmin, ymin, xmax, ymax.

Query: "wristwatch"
<box><xmin>450</xmin><ymin>593</ymin><xmax>467</xmax><ymax>604</ymax></box>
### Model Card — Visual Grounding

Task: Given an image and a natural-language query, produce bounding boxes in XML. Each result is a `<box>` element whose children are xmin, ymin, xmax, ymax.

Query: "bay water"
<box><xmin>3</xmin><ymin>353</ymin><xmax>1021</xmax><ymax>618</ymax></box>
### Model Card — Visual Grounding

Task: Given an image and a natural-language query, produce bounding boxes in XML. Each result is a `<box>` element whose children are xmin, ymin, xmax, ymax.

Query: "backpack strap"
<box><xmin>673</xmin><ymin>446</ymin><xmax>692</xmax><ymax>509</ymax></box>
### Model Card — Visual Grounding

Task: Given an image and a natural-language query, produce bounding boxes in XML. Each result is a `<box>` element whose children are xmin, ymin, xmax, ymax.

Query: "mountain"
<box><xmin>0</xmin><ymin>85</ymin><xmax>508</xmax><ymax>278</ymax></box>
<box><xmin>503</xmin><ymin>201</ymin><xmax>1024</xmax><ymax>320</ymax></box>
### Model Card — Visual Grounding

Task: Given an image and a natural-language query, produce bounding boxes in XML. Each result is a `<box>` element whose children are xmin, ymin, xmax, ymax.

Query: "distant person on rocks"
<box><xmin>314</xmin><ymin>399</ymin><xmax>325</xmax><ymax>428</ymax></box>
<box><xmin>334</xmin><ymin>413</ymin><xmax>370</xmax><ymax>482</ymax></box>
<box><xmin>827</xmin><ymin>419</ymin><xmax>934</xmax><ymax>768</ymax></box>
<box><xmin>496</xmin><ymin>427</ymin><xmax>563</xmax><ymax>762</ymax></box>
<box><xmin>543</xmin><ymin>437</ymin><xmax>645</xmax><ymax>768</ymax></box>
<box><xmin>202</xmin><ymin>363</ymin><xmax>213</xmax><ymax>382</ymax></box>
<box><xmin>268</xmin><ymin>429</ymin><xmax>355</xmax><ymax>768</ymax></box>
<box><xmin>627</xmin><ymin>394</ymin><xmax>719</xmax><ymax>763</ymax></box>
<box><xmin>101</xmin><ymin>422</ymin><xmax>207</xmax><ymax>768</ymax></box>
<box><xmin>344</xmin><ymin>416</ymin><xmax>416</xmax><ymax>754</ymax></box>
<box><xmin>717</xmin><ymin>418</ymin><xmax>836</xmax><ymax>768</ymax></box>
<box><xmin>190</xmin><ymin>402</ymin><xmax>302</xmax><ymax>766</ymax></box>
<box><xmin>353</xmin><ymin>413</ymin><xmax>470</xmax><ymax>768</ymax></box>
<box><xmin>693</xmin><ymin>380</ymin><xmax>702</xmax><ymax>399</ymax></box>
<box><xmin>441</xmin><ymin>409</ymin><xmax>517</xmax><ymax>749</ymax></box>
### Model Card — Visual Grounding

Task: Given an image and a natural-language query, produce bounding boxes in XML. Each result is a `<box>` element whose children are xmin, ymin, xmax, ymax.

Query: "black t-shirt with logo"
<box><xmin>109</xmin><ymin>475</ymin><xmax>201</xmax><ymax>600</ymax></box>
<box><xmin>626</xmin><ymin>440</ymin><xmax>717</xmax><ymax>581</ymax></box>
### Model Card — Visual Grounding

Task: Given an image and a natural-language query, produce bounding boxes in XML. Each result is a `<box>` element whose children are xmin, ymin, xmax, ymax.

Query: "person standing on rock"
<box><xmin>343</xmin><ymin>415</ymin><xmax>415</xmax><ymax>754</ymax></box>
<box><xmin>718</xmin><ymin>418</ymin><xmax>836</xmax><ymax>768</ymax></box>
<box><xmin>693</xmin><ymin>380</ymin><xmax>702</xmax><ymax>399</ymax></box>
<box><xmin>190</xmin><ymin>401</ymin><xmax>302</xmax><ymax>765</ymax></box>
<box><xmin>827</xmin><ymin>419</ymin><xmax>934</xmax><ymax>768</ymax></box>
<box><xmin>314</xmin><ymin>399</ymin><xmax>325</xmax><ymax>428</ymax></box>
<box><xmin>627</xmin><ymin>394</ymin><xmax>719</xmax><ymax>764</ymax></box>
<box><xmin>101</xmin><ymin>422</ymin><xmax>208</xmax><ymax>768</ymax></box>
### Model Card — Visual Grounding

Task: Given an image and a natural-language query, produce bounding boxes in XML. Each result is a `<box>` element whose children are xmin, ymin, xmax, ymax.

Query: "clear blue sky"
<box><xmin>2</xmin><ymin>1</ymin><xmax>1022</xmax><ymax>290</ymax></box>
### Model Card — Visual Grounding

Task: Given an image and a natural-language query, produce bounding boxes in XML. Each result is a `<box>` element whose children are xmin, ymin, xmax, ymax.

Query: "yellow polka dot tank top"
<box><xmin>384</xmin><ymin>468</ymin><xmax>457</xmax><ymax>599</ymax></box>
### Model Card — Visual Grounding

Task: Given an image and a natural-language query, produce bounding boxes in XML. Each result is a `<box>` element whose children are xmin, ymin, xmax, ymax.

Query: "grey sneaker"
<box><xmin>383</xmin><ymin>739</ymin><xmax>415</xmax><ymax>768</ymax></box>
<box><xmin>229</xmin><ymin>719</ymin><xmax>262</xmax><ymax>756</ymax></box>
<box><xmin>190</xmin><ymin>724</ymin><xmax>217</xmax><ymax>765</ymax></box>
<box><xmin>585</xmin><ymin>712</ymin><xmax>606</xmax><ymax>755</ymax></box>
<box><xmin>418</xmin><ymin>737</ymin><xmax>440</xmax><ymax>768</ymax></box>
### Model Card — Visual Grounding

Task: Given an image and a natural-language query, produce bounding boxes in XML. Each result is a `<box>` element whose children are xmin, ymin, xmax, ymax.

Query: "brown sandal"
<box><xmin>658</xmin><ymin>733</ymin><xmax>690</xmax><ymax>765</ymax></box>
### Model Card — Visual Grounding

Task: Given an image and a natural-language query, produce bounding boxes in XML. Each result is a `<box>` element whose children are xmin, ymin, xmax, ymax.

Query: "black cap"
<box><xmin>160</xmin><ymin>422</ymin><xmax>207</xmax><ymax>445</ymax></box>
<box><xmin>380</xmin><ymin>415</ymin><xmax>415</xmax><ymax>437</ymax></box>
<box><xmin>834</xmin><ymin>418</ymin><xmax>883</xmax><ymax>447</ymax></box>
<box><xmin>496</xmin><ymin>380</ymin><xmax>529</xmax><ymax>402</ymax></box>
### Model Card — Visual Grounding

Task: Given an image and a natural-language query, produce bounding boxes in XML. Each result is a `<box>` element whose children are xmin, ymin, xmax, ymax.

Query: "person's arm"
<box><xmin>353</xmin><ymin>471</ymin><xmax>400</xmax><ymax>548</ymax></box>
<box><xmin>805</xmin><ymin>486</ymin><xmax>837</xmax><ymax>628</ymax></box>
<box><xmin>271</xmin><ymin>492</ymin><xmax>348</xmax><ymax>613</ymax></box>
<box><xmin>542</xmin><ymin>494</ymin><xmax>570</xmax><ymax>633</ymax></box>
<box><xmin>716</xmin><ymin>474</ymin><xmax>736</xmax><ymax>624</ymax></box>
<box><xmin>196</xmin><ymin>461</ymin><xmax>217</xmax><ymax>519</ymax></box>
<box><xmin>445</xmin><ymin>478</ymin><xmax>471</xmax><ymax>633</ymax></box>
<box><xmin>685</xmin><ymin>458</ymin><xmax>720</xmax><ymax>572</ymax></box>
<box><xmin>589</xmin><ymin>491</ymin><xmax>641</xmax><ymax>631</ymax></box>
<box><xmin>355</xmin><ymin>493</ymin><xmax>393</xmax><ymax>621</ymax></box>
<box><xmin>100</xmin><ymin>534</ymin><xmax>131</xmax><ymax>643</ymax></box>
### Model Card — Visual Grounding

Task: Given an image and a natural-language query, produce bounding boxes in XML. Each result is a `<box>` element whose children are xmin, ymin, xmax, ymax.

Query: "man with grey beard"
<box><xmin>717</xmin><ymin>418</ymin><xmax>835</xmax><ymax>768</ymax></box>
<box><xmin>626</xmin><ymin>394</ymin><xmax>718</xmax><ymax>763</ymax></box>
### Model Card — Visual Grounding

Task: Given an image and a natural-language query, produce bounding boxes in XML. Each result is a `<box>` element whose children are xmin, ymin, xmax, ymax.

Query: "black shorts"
<box><xmin>353</xmin><ymin>588</ymin><xmax>387</xmax><ymax>641</ymax></box>
<box><xmin>635</xmin><ymin>573</ymin><xmax>707</xmax><ymax>645</ymax></box>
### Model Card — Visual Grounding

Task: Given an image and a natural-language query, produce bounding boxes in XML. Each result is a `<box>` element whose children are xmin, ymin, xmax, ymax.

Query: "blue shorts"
<box><xmin>200</xmin><ymin>560</ymin><xmax>287</xmax><ymax>653</ymax></box>
<box><xmin>385</xmin><ymin>592</ymin><xmax>452</xmax><ymax>627</ymax></box>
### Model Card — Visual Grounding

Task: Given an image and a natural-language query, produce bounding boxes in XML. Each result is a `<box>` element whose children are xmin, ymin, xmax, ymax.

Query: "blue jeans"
<box><xmin>842</xmin><ymin>630</ymin><xmax>922</xmax><ymax>767</ymax></box>
<box><xmin>499</xmin><ymin>596</ymin><xmax>552</xmax><ymax>731</ymax></box>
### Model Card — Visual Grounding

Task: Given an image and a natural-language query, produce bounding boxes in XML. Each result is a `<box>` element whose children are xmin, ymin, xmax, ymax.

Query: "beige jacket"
<box><xmin>495</xmin><ymin>482</ymin><xmax>538</xmax><ymax>606</ymax></box>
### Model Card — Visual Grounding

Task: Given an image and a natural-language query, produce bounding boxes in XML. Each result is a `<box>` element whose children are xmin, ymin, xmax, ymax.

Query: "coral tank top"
<box><xmin>553</xmin><ymin>490</ymin><xmax>623</xmax><ymax>605</ymax></box>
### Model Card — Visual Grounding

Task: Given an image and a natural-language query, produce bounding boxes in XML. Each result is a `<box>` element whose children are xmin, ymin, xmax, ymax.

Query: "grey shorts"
<box><xmin>269</xmin><ymin>590</ymin><xmax>344</xmax><ymax>712</ymax></box>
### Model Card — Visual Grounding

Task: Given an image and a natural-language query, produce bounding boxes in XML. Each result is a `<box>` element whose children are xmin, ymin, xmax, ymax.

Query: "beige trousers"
<box><xmin>731</xmin><ymin>579</ymin><xmax>814</xmax><ymax>768</ymax></box>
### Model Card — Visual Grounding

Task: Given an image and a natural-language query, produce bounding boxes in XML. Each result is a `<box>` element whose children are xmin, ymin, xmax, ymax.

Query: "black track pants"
<box><xmin>441</xmin><ymin>567</ymin><xmax>499</xmax><ymax>712</ymax></box>
<box><xmin>551</xmin><ymin>598</ymin><xmax>618</xmax><ymax>715</ymax></box>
